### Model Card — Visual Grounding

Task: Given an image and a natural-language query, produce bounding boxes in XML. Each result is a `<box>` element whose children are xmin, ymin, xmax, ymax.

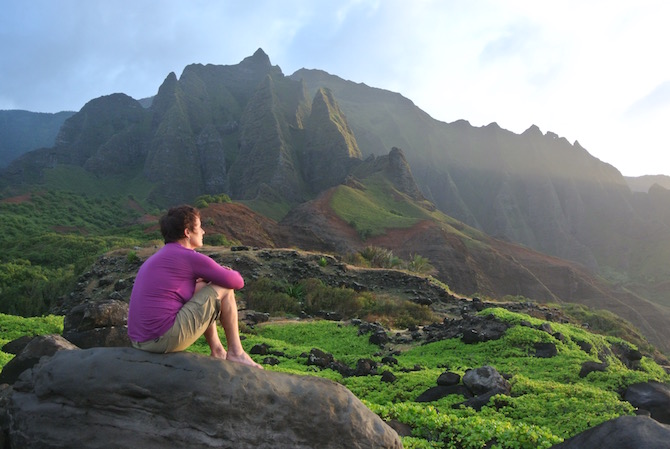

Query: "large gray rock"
<box><xmin>0</xmin><ymin>334</ymin><xmax>78</xmax><ymax>385</ymax></box>
<box><xmin>6</xmin><ymin>347</ymin><xmax>402</xmax><ymax>449</ymax></box>
<box><xmin>462</xmin><ymin>365</ymin><xmax>510</xmax><ymax>396</ymax></box>
<box><xmin>550</xmin><ymin>415</ymin><xmax>670</xmax><ymax>449</ymax></box>
<box><xmin>62</xmin><ymin>299</ymin><xmax>131</xmax><ymax>348</ymax></box>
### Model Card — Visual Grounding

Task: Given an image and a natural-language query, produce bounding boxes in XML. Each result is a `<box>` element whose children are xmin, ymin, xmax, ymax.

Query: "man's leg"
<box><xmin>194</xmin><ymin>280</ymin><xmax>227</xmax><ymax>360</ymax></box>
<box><xmin>211</xmin><ymin>286</ymin><xmax>262</xmax><ymax>369</ymax></box>
<box><xmin>134</xmin><ymin>282</ymin><xmax>219</xmax><ymax>354</ymax></box>
<box><xmin>204</xmin><ymin>321</ymin><xmax>227</xmax><ymax>359</ymax></box>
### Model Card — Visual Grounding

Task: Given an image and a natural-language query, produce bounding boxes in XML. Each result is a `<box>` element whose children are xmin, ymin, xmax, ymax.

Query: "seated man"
<box><xmin>127</xmin><ymin>204</ymin><xmax>261</xmax><ymax>368</ymax></box>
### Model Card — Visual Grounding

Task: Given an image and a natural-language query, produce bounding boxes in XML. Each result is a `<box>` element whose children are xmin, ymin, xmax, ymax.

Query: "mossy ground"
<box><xmin>2</xmin><ymin>308</ymin><xmax>668</xmax><ymax>448</ymax></box>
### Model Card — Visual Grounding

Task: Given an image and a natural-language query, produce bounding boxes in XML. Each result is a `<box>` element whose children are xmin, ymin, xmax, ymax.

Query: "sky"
<box><xmin>1</xmin><ymin>0</ymin><xmax>669</xmax><ymax>177</ymax></box>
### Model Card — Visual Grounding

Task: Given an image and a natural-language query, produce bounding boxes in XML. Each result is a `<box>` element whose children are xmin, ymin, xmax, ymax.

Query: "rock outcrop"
<box><xmin>4</xmin><ymin>346</ymin><xmax>402</xmax><ymax>449</ymax></box>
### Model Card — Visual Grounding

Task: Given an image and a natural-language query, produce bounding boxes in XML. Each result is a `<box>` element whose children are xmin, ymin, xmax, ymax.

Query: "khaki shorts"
<box><xmin>132</xmin><ymin>285</ymin><xmax>221</xmax><ymax>353</ymax></box>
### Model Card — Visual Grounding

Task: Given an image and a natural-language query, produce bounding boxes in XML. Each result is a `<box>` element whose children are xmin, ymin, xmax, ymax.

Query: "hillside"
<box><xmin>269</xmin><ymin>156</ymin><xmax>670</xmax><ymax>355</ymax></box>
<box><xmin>8</xmin><ymin>244</ymin><xmax>669</xmax><ymax>448</ymax></box>
<box><xmin>626</xmin><ymin>174</ymin><xmax>670</xmax><ymax>193</ymax></box>
<box><xmin>0</xmin><ymin>110</ymin><xmax>74</xmax><ymax>167</ymax></box>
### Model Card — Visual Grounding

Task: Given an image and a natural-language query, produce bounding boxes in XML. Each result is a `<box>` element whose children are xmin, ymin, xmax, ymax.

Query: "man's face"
<box><xmin>187</xmin><ymin>217</ymin><xmax>205</xmax><ymax>248</ymax></box>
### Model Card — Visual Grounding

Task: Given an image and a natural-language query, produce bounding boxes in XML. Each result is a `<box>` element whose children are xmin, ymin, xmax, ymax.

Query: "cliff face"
<box><xmin>302</xmin><ymin>88</ymin><xmax>362</xmax><ymax>194</ymax></box>
<box><xmin>229</xmin><ymin>74</ymin><xmax>308</xmax><ymax>202</ymax></box>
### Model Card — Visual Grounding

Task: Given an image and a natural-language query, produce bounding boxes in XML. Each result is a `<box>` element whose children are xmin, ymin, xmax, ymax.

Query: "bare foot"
<box><xmin>210</xmin><ymin>347</ymin><xmax>227</xmax><ymax>360</ymax></box>
<box><xmin>226</xmin><ymin>350</ymin><xmax>263</xmax><ymax>369</ymax></box>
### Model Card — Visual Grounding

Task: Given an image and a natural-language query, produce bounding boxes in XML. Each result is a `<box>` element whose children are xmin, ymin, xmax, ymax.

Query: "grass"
<box><xmin>181</xmin><ymin>307</ymin><xmax>669</xmax><ymax>448</ymax></box>
<box><xmin>329</xmin><ymin>172</ymin><xmax>490</xmax><ymax>248</ymax></box>
<box><xmin>330</xmin><ymin>175</ymin><xmax>427</xmax><ymax>237</ymax></box>
<box><xmin>2</xmin><ymin>307</ymin><xmax>669</xmax><ymax>448</ymax></box>
<box><xmin>0</xmin><ymin>313</ymin><xmax>63</xmax><ymax>366</ymax></box>
<box><xmin>240</xmin><ymin>196</ymin><xmax>293</xmax><ymax>222</ymax></box>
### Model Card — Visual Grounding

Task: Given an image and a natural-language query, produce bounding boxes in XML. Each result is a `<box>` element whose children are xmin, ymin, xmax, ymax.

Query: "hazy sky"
<box><xmin>2</xmin><ymin>0</ymin><xmax>669</xmax><ymax>176</ymax></box>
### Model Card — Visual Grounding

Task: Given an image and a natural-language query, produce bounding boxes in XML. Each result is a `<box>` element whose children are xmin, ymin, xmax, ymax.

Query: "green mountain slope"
<box><xmin>290</xmin><ymin>68</ymin><xmax>670</xmax><ymax>310</ymax></box>
<box><xmin>278</xmin><ymin>150</ymin><xmax>670</xmax><ymax>355</ymax></box>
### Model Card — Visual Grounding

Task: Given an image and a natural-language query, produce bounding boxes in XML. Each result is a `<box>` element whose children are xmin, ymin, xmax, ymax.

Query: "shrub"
<box><xmin>126</xmin><ymin>251</ymin><xmax>140</xmax><ymax>264</ymax></box>
<box><xmin>360</xmin><ymin>246</ymin><xmax>401</xmax><ymax>268</ymax></box>
<box><xmin>243</xmin><ymin>278</ymin><xmax>301</xmax><ymax>315</ymax></box>
<box><xmin>195</xmin><ymin>194</ymin><xmax>232</xmax><ymax>209</ymax></box>
<box><xmin>301</xmin><ymin>278</ymin><xmax>364</xmax><ymax>317</ymax></box>
<box><xmin>203</xmin><ymin>234</ymin><xmax>238</xmax><ymax>247</ymax></box>
<box><xmin>404</xmin><ymin>254</ymin><xmax>435</xmax><ymax>274</ymax></box>
<box><xmin>242</xmin><ymin>277</ymin><xmax>438</xmax><ymax>328</ymax></box>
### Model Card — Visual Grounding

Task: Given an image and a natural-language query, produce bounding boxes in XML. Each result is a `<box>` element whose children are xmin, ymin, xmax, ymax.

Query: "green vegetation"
<box><xmin>344</xmin><ymin>246</ymin><xmax>436</xmax><ymax>275</ymax></box>
<box><xmin>0</xmin><ymin>313</ymin><xmax>63</xmax><ymax>366</ymax></box>
<box><xmin>4</xmin><ymin>307</ymin><xmax>665</xmax><ymax>448</ymax></box>
<box><xmin>194</xmin><ymin>193</ymin><xmax>232</xmax><ymax>209</ymax></box>
<box><xmin>243</xmin><ymin>277</ymin><xmax>436</xmax><ymax>329</ymax></box>
<box><xmin>0</xmin><ymin>189</ymin><xmax>159</xmax><ymax>316</ymax></box>
<box><xmin>329</xmin><ymin>172</ymin><xmax>483</xmax><ymax>247</ymax></box>
<box><xmin>241</xmin><ymin>195</ymin><xmax>292</xmax><ymax>221</ymax></box>
<box><xmin>233</xmin><ymin>309</ymin><xmax>668</xmax><ymax>448</ymax></box>
<box><xmin>331</xmin><ymin>175</ymin><xmax>426</xmax><ymax>239</ymax></box>
<box><xmin>43</xmin><ymin>165</ymin><xmax>156</xmax><ymax>202</ymax></box>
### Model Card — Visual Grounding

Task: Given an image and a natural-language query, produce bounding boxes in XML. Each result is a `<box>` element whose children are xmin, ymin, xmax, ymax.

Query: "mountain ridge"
<box><xmin>1</xmin><ymin>49</ymin><xmax>670</xmax><ymax>354</ymax></box>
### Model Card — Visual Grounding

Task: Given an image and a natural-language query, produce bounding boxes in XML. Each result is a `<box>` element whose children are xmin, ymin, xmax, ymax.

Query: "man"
<box><xmin>127</xmin><ymin>204</ymin><xmax>261</xmax><ymax>368</ymax></box>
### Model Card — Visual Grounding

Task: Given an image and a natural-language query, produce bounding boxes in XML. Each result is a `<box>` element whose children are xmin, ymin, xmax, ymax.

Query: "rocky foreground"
<box><xmin>2</xmin><ymin>336</ymin><xmax>401</xmax><ymax>449</ymax></box>
<box><xmin>1</xmin><ymin>246</ymin><xmax>670</xmax><ymax>448</ymax></box>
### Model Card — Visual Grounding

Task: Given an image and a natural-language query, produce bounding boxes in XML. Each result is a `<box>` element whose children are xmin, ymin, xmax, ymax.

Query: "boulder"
<box><xmin>0</xmin><ymin>334</ymin><xmax>78</xmax><ymax>385</ymax></box>
<box><xmin>415</xmin><ymin>385</ymin><xmax>471</xmax><ymax>403</ymax></box>
<box><xmin>62</xmin><ymin>299</ymin><xmax>131</xmax><ymax>348</ymax></box>
<box><xmin>579</xmin><ymin>360</ymin><xmax>608</xmax><ymax>378</ymax></box>
<box><xmin>5</xmin><ymin>347</ymin><xmax>402</xmax><ymax>449</ymax></box>
<box><xmin>437</xmin><ymin>371</ymin><xmax>461</xmax><ymax>386</ymax></box>
<box><xmin>462</xmin><ymin>366</ymin><xmax>510</xmax><ymax>396</ymax></box>
<box><xmin>534</xmin><ymin>342</ymin><xmax>558</xmax><ymax>358</ymax></box>
<box><xmin>550</xmin><ymin>415</ymin><xmax>670</xmax><ymax>449</ymax></box>
<box><xmin>624</xmin><ymin>381</ymin><xmax>670</xmax><ymax>424</ymax></box>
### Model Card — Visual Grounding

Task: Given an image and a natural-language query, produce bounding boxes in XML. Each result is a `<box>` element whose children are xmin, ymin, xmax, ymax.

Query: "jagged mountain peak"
<box><xmin>239</xmin><ymin>47</ymin><xmax>275</xmax><ymax>72</ymax></box>
<box><xmin>308</xmin><ymin>87</ymin><xmax>361</xmax><ymax>158</ymax></box>
<box><xmin>522</xmin><ymin>124</ymin><xmax>543</xmax><ymax>137</ymax></box>
<box><xmin>387</xmin><ymin>147</ymin><xmax>425</xmax><ymax>201</ymax></box>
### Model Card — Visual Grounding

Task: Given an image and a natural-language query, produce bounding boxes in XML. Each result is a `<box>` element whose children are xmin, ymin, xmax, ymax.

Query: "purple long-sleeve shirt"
<box><xmin>127</xmin><ymin>243</ymin><xmax>244</xmax><ymax>342</ymax></box>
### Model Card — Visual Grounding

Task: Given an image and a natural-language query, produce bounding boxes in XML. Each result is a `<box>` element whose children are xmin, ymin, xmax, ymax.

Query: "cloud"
<box><xmin>624</xmin><ymin>81</ymin><xmax>670</xmax><ymax>119</ymax></box>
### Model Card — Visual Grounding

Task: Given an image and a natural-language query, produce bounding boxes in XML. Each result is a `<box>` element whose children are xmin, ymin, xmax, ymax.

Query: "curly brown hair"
<box><xmin>159</xmin><ymin>205</ymin><xmax>200</xmax><ymax>243</ymax></box>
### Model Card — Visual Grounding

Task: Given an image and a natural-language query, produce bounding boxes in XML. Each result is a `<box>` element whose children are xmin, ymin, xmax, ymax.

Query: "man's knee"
<box><xmin>210</xmin><ymin>285</ymin><xmax>235</xmax><ymax>302</ymax></box>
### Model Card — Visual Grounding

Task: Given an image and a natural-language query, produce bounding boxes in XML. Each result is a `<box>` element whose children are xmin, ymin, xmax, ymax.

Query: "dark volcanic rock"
<box><xmin>534</xmin><ymin>342</ymin><xmax>558</xmax><ymax>358</ymax></box>
<box><xmin>550</xmin><ymin>415</ymin><xmax>670</xmax><ymax>449</ymax></box>
<box><xmin>5</xmin><ymin>347</ymin><xmax>402</xmax><ymax>449</ymax></box>
<box><xmin>624</xmin><ymin>381</ymin><xmax>670</xmax><ymax>424</ymax></box>
<box><xmin>415</xmin><ymin>385</ymin><xmax>471</xmax><ymax>403</ymax></box>
<box><xmin>62</xmin><ymin>299</ymin><xmax>131</xmax><ymax>348</ymax></box>
<box><xmin>462</xmin><ymin>366</ymin><xmax>510</xmax><ymax>396</ymax></box>
<box><xmin>0</xmin><ymin>335</ymin><xmax>78</xmax><ymax>385</ymax></box>
<box><xmin>579</xmin><ymin>361</ymin><xmax>608</xmax><ymax>378</ymax></box>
